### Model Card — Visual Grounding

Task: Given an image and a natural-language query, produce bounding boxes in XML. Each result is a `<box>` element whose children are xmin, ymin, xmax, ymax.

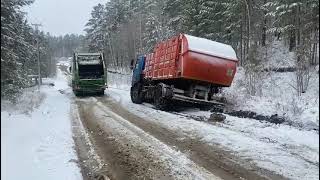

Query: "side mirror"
<box><xmin>130</xmin><ymin>59</ymin><xmax>134</xmax><ymax>70</ymax></box>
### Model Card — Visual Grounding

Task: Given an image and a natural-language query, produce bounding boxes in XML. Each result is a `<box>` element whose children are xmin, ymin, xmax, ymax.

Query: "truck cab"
<box><xmin>130</xmin><ymin>55</ymin><xmax>145</xmax><ymax>103</ymax></box>
<box><xmin>131</xmin><ymin>56</ymin><xmax>145</xmax><ymax>86</ymax></box>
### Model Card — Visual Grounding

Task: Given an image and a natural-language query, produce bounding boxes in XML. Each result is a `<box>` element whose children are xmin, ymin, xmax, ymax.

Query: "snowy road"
<box><xmin>73</xmin><ymin>96</ymin><xmax>259</xmax><ymax>179</ymax></box>
<box><xmin>2</xmin><ymin>62</ymin><xmax>318</xmax><ymax>180</ymax></box>
<box><xmin>73</xmin><ymin>97</ymin><xmax>224</xmax><ymax>180</ymax></box>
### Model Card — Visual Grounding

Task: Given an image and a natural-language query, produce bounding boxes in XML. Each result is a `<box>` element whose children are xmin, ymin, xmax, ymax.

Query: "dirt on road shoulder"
<box><xmin>71</xmin><ymin>103</ymin><xmax>108</xmax><ymax>180</ymax></box>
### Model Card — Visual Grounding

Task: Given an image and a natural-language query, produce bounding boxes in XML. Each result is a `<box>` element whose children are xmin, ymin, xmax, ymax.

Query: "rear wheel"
<box><xmin>97</xmin><ymin>90</ymin><xmax>104</xmax><ymax>96</ymax></box>
<box><xmin>154</xmin><ymin>84</ymin><xmax>169</xmax><ymax>110</ymax></box>
<box><xmin>210</xmin><ymin>105</ymin><xmax>224</xmax><ymax>113</ymax></box>
<box><xmin>199</xmin><ymin>105</ymin><xmax>212</xmax><ymax>111</ymax></box>
<box><xmin>130</xmin><ymin>83</ymin><xmax>143</xmax><ymax>104</ymax></box>
<box><xmin>74</xmin><ymin>90</ymin><xmax>80</xmax><ymax>96</ymax></box>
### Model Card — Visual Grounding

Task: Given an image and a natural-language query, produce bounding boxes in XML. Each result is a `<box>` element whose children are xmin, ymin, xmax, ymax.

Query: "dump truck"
<box><xmin>70</xmin><ymin>52</ymin><xmax>107</xmax><ymax>96</ymax></box>
<box><xmin>130</xmin><ymin>34</ymin><xmax>238</xmax><ymax>110</ymax></box>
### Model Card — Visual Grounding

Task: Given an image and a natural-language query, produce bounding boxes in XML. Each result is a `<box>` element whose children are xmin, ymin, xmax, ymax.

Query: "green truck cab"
<box><xmin>70</xmin><ymin>52</ymin><xmax>107</xmax><ymax>96</ymax></box>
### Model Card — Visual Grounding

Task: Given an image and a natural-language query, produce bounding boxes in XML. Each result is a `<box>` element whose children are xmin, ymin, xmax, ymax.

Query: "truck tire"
<box><xmin>74</xmin><ymin>90</ymin><xmax>80</xmax><ymax>97</ymax></box>
<box><xmin>154</xmin><ymin>84</ymin><xmax>169</xmax><ymax>110</ymax></box>
<box><xmin>130</xmin><ymin>83</ymin><xmax>143</xmax><ymax>104</ymax></box>
<box><xmin>97</xmin><ymin>90</ymin><xmax>104</xmax><ymax>96</ymax></box>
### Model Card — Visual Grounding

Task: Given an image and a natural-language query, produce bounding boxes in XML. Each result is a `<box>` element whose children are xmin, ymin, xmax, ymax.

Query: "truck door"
<box><xmin>131</xmin><ymin>56</ymin><xmax>145</xmax><ymax>86</ymax></box>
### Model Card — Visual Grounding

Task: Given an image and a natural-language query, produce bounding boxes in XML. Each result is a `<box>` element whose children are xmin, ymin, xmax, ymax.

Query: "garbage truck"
<box><xmin>70</xmin><ymin>52</ymin><xmax>107</xmax><ymax>96</ymax></box>
<box><xmin>130</xmin><ymin>34</ymin><xmax>238</xmax><ymax>110</ymax></box>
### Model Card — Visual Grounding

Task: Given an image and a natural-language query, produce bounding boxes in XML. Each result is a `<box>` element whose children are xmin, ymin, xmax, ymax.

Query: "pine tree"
<box><xmin>1</xmin><ymin>0</ymin><xmax>35</xmax><ymax>100</ymax></box>
<box><xmin>85</xmin><ymin>3</ymin><xmax>106</xmax><ymax>52</ymax></box>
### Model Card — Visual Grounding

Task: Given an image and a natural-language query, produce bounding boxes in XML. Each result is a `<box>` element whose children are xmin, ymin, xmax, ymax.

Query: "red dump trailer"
<box><xmin>130</xmin><ymin>34</ymin><xmax>238</xmax><ymax>110</ymax></box>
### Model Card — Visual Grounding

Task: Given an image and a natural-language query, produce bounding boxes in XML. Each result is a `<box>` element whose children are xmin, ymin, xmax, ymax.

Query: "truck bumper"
<box><xmin>73</xmin><ymin>85</ymin><xmax>106</xmax><ymax>93</ymax></box>
<box><xmin>172</xmin><ymin>94</ymin><xmax>224</xmax><ymax>106</ymax></box>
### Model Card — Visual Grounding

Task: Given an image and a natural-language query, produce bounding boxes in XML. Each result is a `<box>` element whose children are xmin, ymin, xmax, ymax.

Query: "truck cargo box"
<box><xmin>144</xmin><ymin>34</ymin><xmax>238</xmax><ymax>87</ymax></box>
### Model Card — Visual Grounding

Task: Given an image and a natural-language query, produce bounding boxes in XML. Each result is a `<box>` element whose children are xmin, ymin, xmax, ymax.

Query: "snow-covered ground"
<box><xmin>223</xmin><ymin>41</ymin><xmax>319</xmax><ymax>130</ymax></box>
<box><xmin>106</xmin><ymin>87</ymin><xmax>319</xmax><ymax>180</ymax></box>
<box><xmin>107</xmin><ymin>68</ymin><xmax>131</xmax><ymax>91</ymax></box>
<box><xmin>1</xmin><ymin>69</ymin><xmax>82</xmax><ymax>180</ymax></box>
<box><xmin>263</xmin><ymin>40</ymin><xmax>296</xmax><ymax>68</ymax></box>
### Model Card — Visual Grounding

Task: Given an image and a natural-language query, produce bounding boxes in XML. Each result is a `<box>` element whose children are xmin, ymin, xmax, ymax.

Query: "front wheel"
<box><xmin>130</xmin><ymin>83</ymin><xmax>143</xmax><ymax>104</ymax></box>
<box><xmin>74</xmin><ymin>90</ymin><xmax>81</xmax><ymax>96</ymax></box>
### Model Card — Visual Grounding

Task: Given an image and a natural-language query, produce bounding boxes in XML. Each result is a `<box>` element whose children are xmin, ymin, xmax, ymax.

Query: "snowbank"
<box><xmin>1</xmin><ymin>87</ymin><xmax>45</xmax><ymax>114</ymax></box>
<box><xmin>224</xmin><ymin>67</ymin><xmax>319</xmax><ymax>129</ymax></box>
<box><xmin>223</xmin><ymin>40</ymin><xmax>319</xmax><ymax>130</ymax></box>
<box><xmin>107</xmin><ymin>67</ymin><xmax>131</xmax><ymax>90</ymax></box>
<box><xmin>1</xmin><ymin>69</ymin><xmax>82</xmax><ymax>180</ymax></box>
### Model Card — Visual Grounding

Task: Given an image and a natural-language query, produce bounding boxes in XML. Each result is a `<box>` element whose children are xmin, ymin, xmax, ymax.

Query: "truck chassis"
<box><xmin>131</xmin><ymin>79</ymin><xmax>225</xmax><ymax>111</ymax></box>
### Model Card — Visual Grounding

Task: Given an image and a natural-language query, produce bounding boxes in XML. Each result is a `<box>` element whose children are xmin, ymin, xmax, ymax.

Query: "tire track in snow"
<box><xmin>75</xmin><ymin>97</ymin><xmax>221</xmax><ymax>180</ymax></box>
<box><xmin>96</xmin><ymin>96</ymin><xmax>286</xmax><ymax>180</ymax></box>
<box><xmin>94</xmin><ymin>99</ymin><xmax>222</xmax><ymax>180</ymax></box>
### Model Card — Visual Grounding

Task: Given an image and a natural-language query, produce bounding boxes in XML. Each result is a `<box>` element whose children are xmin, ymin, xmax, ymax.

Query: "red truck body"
<box><xmin>144</xmin><ymin>34</ymin><xmax>238</xmax><ymax>87</ymax></box>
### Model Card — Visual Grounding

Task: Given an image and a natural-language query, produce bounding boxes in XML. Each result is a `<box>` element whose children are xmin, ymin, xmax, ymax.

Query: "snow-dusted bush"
<box><xmin>1</xmin><ymin>86</ymin><xmax>45</xmax><ymax>114</ymax></box>
<box><xmin>107</xmin><ymin>67</ymin><xmax>131</xmax><ymax>90</ymax></box>
<box><xmin>223</xmin><ymin>40</ymin><xmax>319</xmax><ymax>129</ymax></box>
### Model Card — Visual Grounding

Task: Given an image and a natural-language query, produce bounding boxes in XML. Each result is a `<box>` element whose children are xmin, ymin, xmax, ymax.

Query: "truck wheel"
<box><xmin>210</xmin><ymin>105</ymin><xmax>224</xmax><ymax>113</ymax></box>
<box><xmin>74</xmin><ymin>90</ymin><xmax>80</xmax><ymax>96</ymax></box>
<box><xmin>97</xmin><ymin>90</ymin><xmax>104</xmax><ymax>96</ymax></box>
<box><xmin>154</xmin><ymin>85</ymin><xmax>168</xmax><ymax>110</ymax></box>
<box><xmin>131</xmin><ymin>83</ymin><xmax>143</xmax><ymax>104</ymax></box>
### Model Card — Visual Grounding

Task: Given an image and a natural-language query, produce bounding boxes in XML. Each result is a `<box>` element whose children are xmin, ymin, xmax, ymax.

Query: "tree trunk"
<box><xmin>289</xmin><ymin>30</ymin><xmax>296</xmax><ymax>51</ymax></box>
<box><xmin>262</xmin><ymin>0</ymin><xmax>267</xmax><ymax>46</ymax></box>
<box><xmin>240</xmin><ymin>18</ymin><xmax>243</xmax><ymax>66</ymax></box>
<box><xmin>244</xmin><ymin>0</ymin><xmax>251</xmax><ymax>63</ymax></box>
<box><xmin>311</xmin><ymin>29</ymin><xmax>318</xmax><ymax>65</ymax></box>
<box><xmin>296</xmin><ymin>5</ymin><xmax>301</xmax><ymax>47</ymax></box>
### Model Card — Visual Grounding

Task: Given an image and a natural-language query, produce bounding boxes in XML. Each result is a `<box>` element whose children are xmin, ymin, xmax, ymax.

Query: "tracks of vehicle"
<box><xmin>75</xmin><ymin>99</ymin><xmax>172</xmax><ymax>180</ymax></box>
<box><xmin>73</xmin><ymin>97</ymin><xmax>225</xmax><ymax>180</ymax></box>
<box><xmin>96</xmin><ymin>96</ymin><xmax>287</xmax><ymax>180</ymax></box>
<box><xmin>71</xmin><ymin>103</ymin><xmax>108</xmax><ymax>180</ymax></box>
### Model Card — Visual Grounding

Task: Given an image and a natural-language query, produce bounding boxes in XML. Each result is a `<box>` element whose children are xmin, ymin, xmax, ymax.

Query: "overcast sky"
<box><xmin>23</xmin><ymin>0</ymin><xmax>106</xmax><ymax>36</ymax></box>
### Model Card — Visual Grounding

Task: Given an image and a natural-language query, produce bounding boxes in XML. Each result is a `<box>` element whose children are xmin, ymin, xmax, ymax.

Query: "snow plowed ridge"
<box><xmin>71</xmin><ymin>103</ymin><xmax>106</xmax><ymax>176</ymax></box>
<box><xmin>169</xmin><ymin>110</ymin><xmax>318</xmax><ymax>167</ymax></box>
<box><xmin>1</xmin><ymin>69</ymin><xmax>82</xmax><ymax>180</ymax></box>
